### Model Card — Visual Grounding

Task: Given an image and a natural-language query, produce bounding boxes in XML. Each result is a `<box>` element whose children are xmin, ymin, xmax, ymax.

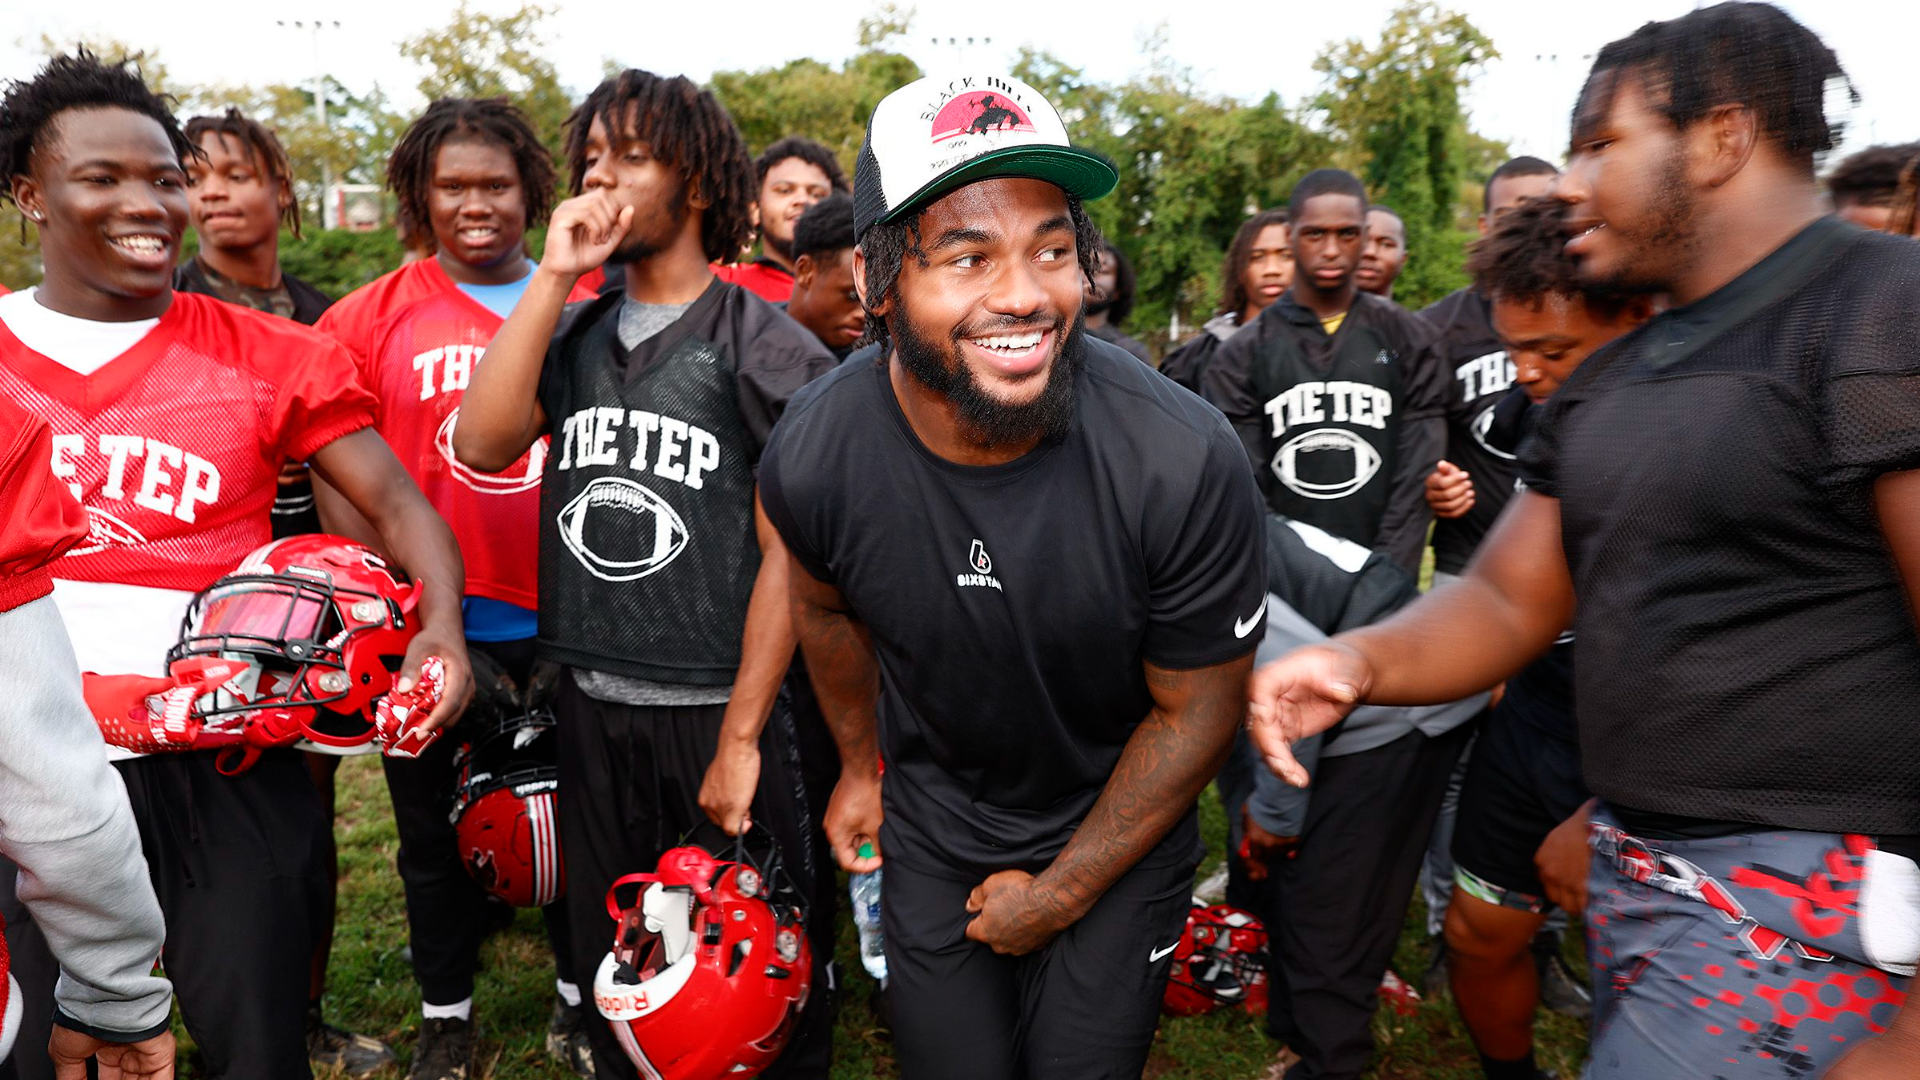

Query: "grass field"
<box><xmin>170</xmin><ymin>754</ymin><xmax>1590</xmax><ymax>1079</ymax></box>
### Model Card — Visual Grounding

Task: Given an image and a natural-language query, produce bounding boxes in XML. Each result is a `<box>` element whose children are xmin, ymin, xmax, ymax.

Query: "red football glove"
<box><xmin>374</xmin><ymin>655</ymin><xmax>446</xmax><ymax>759</ymax></box>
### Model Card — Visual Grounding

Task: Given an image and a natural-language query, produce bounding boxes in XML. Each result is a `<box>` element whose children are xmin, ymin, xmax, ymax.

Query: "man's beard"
<box><xmin>605</xmin><ymin>187</ymin><xmax>689</xmax><ymax>266</ymax></box>
<box><xmin>1601</xmin><ymin>151</ymin><xmax>1699</xmax><ymax>293</ymax></box>
<box><xmin>762</xmin><ymin>227</ymin><xmax>793</xmax><ymax>263</ymax></box>
<box><xmin>893</xmin><ymin>301</ymin><xmax>1082</xmax><ymax>450</ymax></box>
<box><xmin>1083</xmin><ymin>293</ymin><xmax>1112</xmax><ymax>317</ymax></box>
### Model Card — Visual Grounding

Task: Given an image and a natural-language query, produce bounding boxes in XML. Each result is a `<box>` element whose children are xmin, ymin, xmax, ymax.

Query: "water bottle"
<box><xmin>849</xmin><ymin>858</ymin><xmax>887</xmax><ymax>983</ymax></box>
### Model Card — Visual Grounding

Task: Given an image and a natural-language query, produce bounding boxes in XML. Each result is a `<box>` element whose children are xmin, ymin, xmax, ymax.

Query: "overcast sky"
<box><xmin>6</xmin><ymin>1</ymin><xmax>1914</xmax><ymax>167</ymax></box>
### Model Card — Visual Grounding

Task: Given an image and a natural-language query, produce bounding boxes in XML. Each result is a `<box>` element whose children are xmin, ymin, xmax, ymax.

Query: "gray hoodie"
<box><xmin>0</xmin><ymin>596</ymin><xmax>172</xmax><ymax>1048</ymax></box>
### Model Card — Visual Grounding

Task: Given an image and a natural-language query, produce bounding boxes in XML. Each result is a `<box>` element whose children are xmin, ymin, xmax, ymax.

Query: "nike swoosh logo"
<box><xmin>1149</xmin><ymin>941</ymin><xmax>1178</xmax><ymax>963</ymax></box>
<box><xmin>1234</xmin><ymin>596</ymin><xmax>1268</xmax><ymax>639</ymax></box>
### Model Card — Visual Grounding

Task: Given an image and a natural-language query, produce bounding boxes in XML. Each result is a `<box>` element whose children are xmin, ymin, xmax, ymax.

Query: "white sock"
<box><xmin>555</xmin><ymin>980</ymin><xmax>581</xmax><ymax>1007</ymax></box>
<box><xmin>422</xmin><ymin>997</ymin><xmax>472</xmax><ymax>1022</ymax></box>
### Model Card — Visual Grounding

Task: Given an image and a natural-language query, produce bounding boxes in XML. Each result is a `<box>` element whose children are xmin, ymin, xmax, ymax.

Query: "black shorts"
<box><xmin>1449</xmin><ymin>709</ymin><xmax>1588</xmax><ymax>911</ymax></box>
<box><xmin>881</xmin><ymin>843</ymin><xmax>1196</xmax><ymax>1080</ymax></box>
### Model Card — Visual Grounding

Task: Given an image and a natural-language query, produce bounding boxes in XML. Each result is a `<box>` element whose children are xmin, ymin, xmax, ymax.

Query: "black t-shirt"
<box><xmin>1519</xmin><ymin>217</ymin><xmax>1920</xmax><ymax>835</ymax></box>
<box><xmin>760</xmin><ymin>338</ymin><xmax>1269</xmax><ymax>874</ymax></box>
<box><xmin>1201</xmin><ymin>291</ymin><xmax>1445</xmax><ymax>575</ymax></box>
<box><xmin>534</xmin><ymin>280</ymin><xmax>835</xmax><ymax>683</ymax></box>
<box><xmin>1419</xmin><ymin>287</ymin><xmax>1522</xmax><ymax>574</ymax></box>
<box><xmin>1088</xmin><ymin>322</ymin><xmax>1152</xmax><ymax>365</ymax></box>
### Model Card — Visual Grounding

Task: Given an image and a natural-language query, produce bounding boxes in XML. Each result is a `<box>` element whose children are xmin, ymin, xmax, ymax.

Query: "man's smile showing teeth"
<box><xmin>975</xmin><ymin>331</ymin><xmax>1042</xmax><ymax>353</ymax></box>
<box><xmin>458</xmin><ymin>226</ymin><xmax>499</xmax><ymax>241</ymax></box>
<box><xmin>108</xmin><ymin>234</ymin><xmax>171</xmax><ymax>267</ymax></box>
<box><xmin>965</xmin><ymin>328</ymin><xmax>1052</xmax><ymax>377</ymax></box>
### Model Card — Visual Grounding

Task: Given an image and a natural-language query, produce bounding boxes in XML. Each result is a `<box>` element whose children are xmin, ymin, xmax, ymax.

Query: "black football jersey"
<box><xmin>535</xmin><ymin>280</ymin><xmax>834</xmax><ymax>684</ymax></box>
<box><xmin>1200</xmin><ymin>291</ymin><xmax>1445</xmax><ymax>574</ymax></box>
<box><xmin>1520</xmin><ymin>217</ymin><xmax>1920</xmax><ymax>834</ymax></box>
<box><xmin>1420</xmin><ymin>287</ymin><xmax>1520</xmax><ymax>575</ymax></box>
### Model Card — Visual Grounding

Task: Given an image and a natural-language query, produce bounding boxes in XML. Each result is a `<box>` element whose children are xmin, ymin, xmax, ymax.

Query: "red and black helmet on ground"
<box><xmin>1164</xmin><ymin>901</ymin><xmax>1270</xmax><ymax>1017</ymax></box>
<box><xmin>593</xmin><ymin>827</ymin><xmax>812</xmax><ymax>1079</ymax></box>
<box><xmin>449</xmin><ymin>654</ymin><xmax>564</xmax><ymax>907</ymax></box>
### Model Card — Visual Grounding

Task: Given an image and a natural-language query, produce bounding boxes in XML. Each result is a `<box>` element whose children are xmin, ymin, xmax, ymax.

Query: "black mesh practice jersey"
<box><xmin>1200</xmin><ymin>291</ymin><xmax>1445</xmax><ymax>575</ymax></box>
<box><xmin>1519</xmin><ymin>217</ymin><xmax>1920</xmax><ymax>835</ymax></box>
<box><xmin>1420</xmin><ymin>287</ymin><xmax>1521</xmax><ymax>575</ymax></box>
<box><xmin>535</xmin><ymin>280</ymin><xmax>835</xmax><ymax>684</ymax></box>
<box><xmin>760</xmin><ymin>338</ymin><xmax>1269</xmax><ymax>873</ymax></box>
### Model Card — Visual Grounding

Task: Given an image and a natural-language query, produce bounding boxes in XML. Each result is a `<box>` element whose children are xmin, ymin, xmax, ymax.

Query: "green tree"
<box><xmin>1313</xmin><ymin>2</ymin><xmax>1497</xmax><ymax>309</ymax></box>
<box><xmin>1018</xmin><ymin>48</ymin><xmax>1330</xmax><ymax>350</ymax></box>
<box><xmin>400</xmin><ymin>1</ymin><xmax>575</xmax><ymax>159</ymax></box>
<box><xmin>706</xmin><ymin>9</ymin><xmax>922</xmax><ymax>176</ymax></box>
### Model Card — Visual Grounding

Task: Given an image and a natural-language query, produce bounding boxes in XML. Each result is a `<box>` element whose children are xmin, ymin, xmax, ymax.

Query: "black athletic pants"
<box><xmin>382</xmin><ymin>637</ymin><xmax>573</xmax><ymax>1006</ymax></box>
<box><xmin>782</xmin><ymin>660</ymin><xmax>842</xmax><ymax>993</ymax></box>
<box><xmin>0</xmin><ymin>859</ymin><xmax>59</xmax><ymax>1080</ymax></box>
<box><xmin>882</xmin><ymin>842</ymin><xmax>1196</xmax><ymax>1080</ymax></box>
<box><xmin>1265</xmin><ymin>723</ymin><xmax>1473</xmax><ymax>1080</ymax></box>
<box><xmin>3</xmin><ymin>749</ymin><xmax>330</xmax><ymax>1080</ymax></box>
<box><xmin>553</xmin><ymin>675</ymin><xmax>831</xmax><ymax>1080</ymax></box>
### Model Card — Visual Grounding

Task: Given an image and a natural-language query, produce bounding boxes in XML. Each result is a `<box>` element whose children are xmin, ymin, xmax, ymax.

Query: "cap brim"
<box><xmin>875</xmin><ymin>145</ymin><xmax>1119</xmax><ymax>228</ymax></box>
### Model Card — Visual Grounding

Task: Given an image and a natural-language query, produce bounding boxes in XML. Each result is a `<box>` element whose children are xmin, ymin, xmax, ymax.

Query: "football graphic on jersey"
<box><xmin>1272</xmin><ymin>428</ymin><xmax>1383</xmax><ymax>501</ymax></box>
<box><xmin>69</xmin><ymin>506</ymin><xmax>148</xmax><ymax>557</ymax></box>
<box><xmin>1470</xmin><ymin>404</ymin><xmax>1518</xmax><ymax>461</ymax></box>
<box><xmin>436</xmin><ymin>409</ymin><xmax>546</xmax><ymax>495</ymax></box>
<box><xmin>557</xmin><ymin>477</ymin><xmax>690</xmax><ymax>582</ymax></box>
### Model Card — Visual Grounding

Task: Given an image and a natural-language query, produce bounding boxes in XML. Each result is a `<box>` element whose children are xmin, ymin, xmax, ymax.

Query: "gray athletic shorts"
<box><xmin>1583</xmin><ymin>806</ymin><xmax>1919</xmax><ymax>1079</ymax></box>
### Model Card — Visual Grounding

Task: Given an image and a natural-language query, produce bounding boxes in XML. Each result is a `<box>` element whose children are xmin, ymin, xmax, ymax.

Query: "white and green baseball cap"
<box><xmin>852</xmin><ymin>73</ymin><xmax>1118</xmax><ymax>239</ymax></box>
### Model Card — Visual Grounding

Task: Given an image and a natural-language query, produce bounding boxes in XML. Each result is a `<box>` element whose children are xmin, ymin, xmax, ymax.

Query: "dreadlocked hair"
<box><xmin>1827</xmin><ymin>142</ymin><xmax>1920</xmax><ymax>210</ymax></box>
<box><xmin>1220</xmin><ymin>209</ymin><xmax>1289</xmax><ymax>319</ymax></box>
<box><xmin>754</xmin><ymin>136</ymin><xmax>849</xmax><ymax>193</ymax></box>
<box><xmin>1467</xmin><ymin>196</ymin><xmax>1637</xmax><ymax>323</ymax></box>
<box><xmin>387</xmin><ymin>97</ymin><xmax>555</xmax><ymax>253</ymax></box>
<box><xmin>1</xmin><ymin>50</ymin><xmax>191</xmax><ymax>209</ymax></box>
<box><xmin>856</xmin><ymin>196</ymin><xmax>1103</xmax><ymax>353</ymax></box>
<box><xmin>185</xmin><ymin>108</ymin><xmax>302</xmax><ymax>236</ymax></box>
<box><xmin>1580</xmin><ymin>2</ymin><xmax>1852</xmax><ymax>177</ymax></box>
<box><xmin>565</xmin><ymin>70</ymin><xmax>754</xmax><ymax>264</ymax></box>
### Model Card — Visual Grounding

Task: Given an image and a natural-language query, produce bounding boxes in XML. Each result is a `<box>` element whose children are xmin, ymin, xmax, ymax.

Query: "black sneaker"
<box><xmin>307</xmin><ymin>1006</ymin><xmax>396</xmax><ymax>1077</ymax></box>
<box><xmin>406</xmin><ymin>1017</ymin><xmax>474</xmax><ymax>1080</ymax></box>
<box><xmin>1419</xmin><ymin>935</ymin><xmax>1451</xmax><ymax>1000</ymax></box>
<box><xmin>545</xmin><ymin>996</ymin><xmax>595</xmax><ymax>1078</ymax></box>
<box><xmin>1533</xmin><ymin>933</ymin><xmax>1593</xmax><ymax>1020</ymax></box>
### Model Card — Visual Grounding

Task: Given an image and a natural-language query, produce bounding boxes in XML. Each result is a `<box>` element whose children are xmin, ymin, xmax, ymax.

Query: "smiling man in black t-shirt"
<box><xmin>1249</xmin><ymin>6</ymin><xmax>1919</xmax><ymax>1080</ymax></box>
<box><xmin>753</xmin><ymin>73</ymin><xmax>1267</xmax><ymax>1079</ymax></box>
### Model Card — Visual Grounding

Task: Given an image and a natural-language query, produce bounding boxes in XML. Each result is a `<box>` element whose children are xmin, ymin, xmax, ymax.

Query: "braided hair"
<box><xmin>387</xmin><ymin>97</ymin><xmax>556</xmax><ymax>252</ymax></box>
<box><xmin>564</xmin><ymin>70</ymin><xmax>754</xmax><ymax>264</ymax></box>
<box><xmin>1</xmin><ymin>50</ymin><xmax>190</xmax><ymax>208</ymax></box>
<box><xmin>184</xmin><ymin>108</ymin><xmax>303</xmax><ymax>236</ymax></box>
<box><xmin>1577</xmin><ymin>2</ymin><xmax>1852</xmax><ymax>176</ymax></box>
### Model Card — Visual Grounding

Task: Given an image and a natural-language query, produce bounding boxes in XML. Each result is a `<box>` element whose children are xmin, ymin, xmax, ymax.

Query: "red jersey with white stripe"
<box><xmin>0</xmin><ymin>291</ymin><xmax>375</xmax><ymax>594</ymax></box>
<box><xmin>323</xmin><ymin>260</ymin><xmax>595</xmax><ymax>609</ymax></box>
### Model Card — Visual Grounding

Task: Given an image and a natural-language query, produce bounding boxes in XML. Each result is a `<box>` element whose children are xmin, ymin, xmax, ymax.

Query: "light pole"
<box><xmin>278</xmin><ymin>19</ymin><xmax>342</xmax><ymax>227</ymax></box>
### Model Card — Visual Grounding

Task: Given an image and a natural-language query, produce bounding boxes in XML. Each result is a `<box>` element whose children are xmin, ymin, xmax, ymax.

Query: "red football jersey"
<box><xmin>712</xmin><ymin>259</ymin><xmax>794</xmax><ymax>303</ymax></box>
<box><xmin>331</xmin><ymin>262</ymin><xmax>595</xmax><ymax>609</ymax></box>
<box><xmin>0</xmin><ymin>292</ymin><xmax>376</xmax><ymax>593</ymax></box>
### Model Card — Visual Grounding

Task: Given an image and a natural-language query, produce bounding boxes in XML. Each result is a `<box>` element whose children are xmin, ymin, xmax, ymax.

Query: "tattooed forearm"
<box><xmin>790</xmin><ymin>568</ymin><xmax>883</xmax><ymax>772</ymax></box>
<box><xmin>1032</xmin><ymin>654</ymin><xmax>1253</xmax><ymax>922</ymax></box>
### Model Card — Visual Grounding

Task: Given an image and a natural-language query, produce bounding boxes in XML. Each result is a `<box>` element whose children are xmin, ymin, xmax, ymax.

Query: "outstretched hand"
<box><xmin>1246</xmin><ymin>641</ymin><xmax>1372</xmax><ymax>788</ymax></box>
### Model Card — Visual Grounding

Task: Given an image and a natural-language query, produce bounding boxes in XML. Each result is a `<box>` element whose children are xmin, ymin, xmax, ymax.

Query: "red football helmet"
<box><xmin>1164</xmin><ymin>901</ymin><xmax>1270</xmax><ymax>1017</ymax></box>
<box><xmin>166</xmin><ymin>534</ymin><xmax>422</xmax><ymax>751</ymax></box>
<box><xmin>450</xmin><ymin>656</ymin><xmax>564</xmax><ymax>907</ymax></box>
<box><xmin>594</xmin><ymin>836</ymin><xmax>811</xmax><ymax>1079</ymax></box>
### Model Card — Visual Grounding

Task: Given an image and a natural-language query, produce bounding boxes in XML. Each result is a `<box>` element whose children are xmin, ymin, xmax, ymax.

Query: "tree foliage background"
<box><xmin>3</xmin><ymin>2</ymin><xmax>1506</xmax><ymax>338</ymax></box>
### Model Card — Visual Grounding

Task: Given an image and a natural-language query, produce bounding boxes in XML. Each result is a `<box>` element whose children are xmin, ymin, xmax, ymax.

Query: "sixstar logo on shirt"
<box><xmin>957</xmin><ymin>538</ymin><xmax>1002</xmax><ymax>591</ymax></box>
